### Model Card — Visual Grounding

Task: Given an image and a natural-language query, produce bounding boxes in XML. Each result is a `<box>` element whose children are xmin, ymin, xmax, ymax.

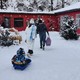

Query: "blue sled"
<box><xmin>12</xmin><ymin>58</ymin><xmax>31</xmax><ymax>70</ymax></box>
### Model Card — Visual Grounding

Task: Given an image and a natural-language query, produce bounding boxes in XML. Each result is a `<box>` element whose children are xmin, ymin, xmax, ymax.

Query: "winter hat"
<box><xmin>38</xmin><ymin>19</ymin><xmax>42</xmax><ymax>23</ymax></box>
<box><xmin>29</xmin><ymin>18</ymin><xmax>35</xmax><ymax>24</ymax></box>
<box><xmin>17</xmin><ymin>48</ymin><xmax>25</xmax><ymax>56</ymax></box>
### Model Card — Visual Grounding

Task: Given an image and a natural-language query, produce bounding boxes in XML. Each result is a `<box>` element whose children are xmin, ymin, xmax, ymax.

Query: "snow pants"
<box><xmin>39</xmin><ymin>32</ymin><xmax>46</xmax><ymax>48</ymax></box>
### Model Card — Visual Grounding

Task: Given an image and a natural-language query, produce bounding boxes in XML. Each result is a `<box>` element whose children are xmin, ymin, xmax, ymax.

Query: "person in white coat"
<box><xmin>25</xmin><ymin>18</ymin><xmax>37</xmax><ymax>57</ymax></box>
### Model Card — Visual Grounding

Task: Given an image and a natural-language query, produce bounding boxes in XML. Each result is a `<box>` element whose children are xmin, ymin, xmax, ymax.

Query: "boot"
<box><xmin>42</xmin><ymin>45</ymin><xmax>45</xmax><ymax>50</ymax></box>
<box><xmin>40</xmin><ymin>46</ymin><xmax>42</xmax><ymax>49</ymax></box>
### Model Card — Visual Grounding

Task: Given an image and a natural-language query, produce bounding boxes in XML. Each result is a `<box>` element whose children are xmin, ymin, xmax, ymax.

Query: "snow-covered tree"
<box><xmin>0</xmin><ymin>0</ymin><xmax>8</xmax><ymax>9</ymax></box>
<box><xmin>0</xmin><ymin>0</ymin><xmax>80</xmax><ymax>11</ymax></box>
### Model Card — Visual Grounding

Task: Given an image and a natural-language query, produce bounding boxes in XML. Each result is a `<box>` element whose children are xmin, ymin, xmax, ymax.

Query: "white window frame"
<box><xmin>60</xmin><ymin>15</ymin><xmax>69</xmax><ymax>27</ymax></box>
<box><xmin>76</xmin><ymin>14</ymin><xmax>80</xmax><ymax>28</ymax></box>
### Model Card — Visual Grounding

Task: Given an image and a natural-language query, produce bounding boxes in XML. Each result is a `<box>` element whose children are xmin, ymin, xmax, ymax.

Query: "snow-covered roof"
<box><xmin>54</xmin><ymin>2</ymin><xmax>80</xmax><ymax>14</ymax></box>
<box><xmin>0</xmin><ymin>9</ymin><xmax>55</xmax><ymax>14</ymax></box>
<box><xmin>0</xmin><ymin>7</ymin><xmax>55</xmax><ymax>15</ymax></box>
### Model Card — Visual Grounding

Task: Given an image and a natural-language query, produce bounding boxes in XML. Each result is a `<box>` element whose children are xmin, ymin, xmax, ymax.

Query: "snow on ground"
<box><xmin>0</xmin><ymin>31</ymin><xmax>80</xmax><ymax>80</ymax></box>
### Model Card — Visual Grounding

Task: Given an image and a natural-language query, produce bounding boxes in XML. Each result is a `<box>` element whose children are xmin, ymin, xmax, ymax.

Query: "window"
<box><xmin>76</xmin><ymin>14</ymin><xmax>80</xmax><ymax>28</ymax></box>
<box><xmin>60</xmin><ymin>15</ymin><xmax>69</xmax><ymax>27</ymax></box>
<box><xmin>59</xmin><ymin>15</ymin><xmax>70</xmax><ymax>31</ymax></box>
<box><xmin>14</xmin><ymin>18</ymin><xmax>23</xmax><ymax>27</ymax></box>
<box><xmin>3</xmin><ymin>17</ymin><xmax>10</xmax><ymax>28</ymax></box>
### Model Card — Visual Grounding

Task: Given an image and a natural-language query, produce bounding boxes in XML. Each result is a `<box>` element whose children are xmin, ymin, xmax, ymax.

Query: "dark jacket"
<box><xmin>37</xmin><ymin>23</ymin><xmax>49</xmax><ymax>35</ymax></box>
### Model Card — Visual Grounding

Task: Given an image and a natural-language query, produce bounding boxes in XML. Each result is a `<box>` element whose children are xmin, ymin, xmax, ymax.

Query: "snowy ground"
<box><xmin>0</xmin><ymin>31</ymin><xmax>80</xmax><ymax>80</ymax></box>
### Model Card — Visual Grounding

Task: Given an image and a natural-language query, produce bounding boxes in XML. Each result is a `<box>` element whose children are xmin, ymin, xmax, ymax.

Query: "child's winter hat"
<box><xmin>17</xmin><ymin>48</ymin><xmax>25</xmax><ymax>55</ymax></box>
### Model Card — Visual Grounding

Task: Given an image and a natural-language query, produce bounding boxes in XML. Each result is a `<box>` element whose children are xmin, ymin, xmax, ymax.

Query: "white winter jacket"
<box><xmin>25</xmin><ymin>24</ymin><xmax>37</xmax><ymax>50</ymax></box>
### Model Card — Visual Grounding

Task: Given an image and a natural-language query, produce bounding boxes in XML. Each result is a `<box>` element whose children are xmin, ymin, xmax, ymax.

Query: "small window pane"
<box><xmin>14</xmin><ymin>18</ymin><xmax>23</xmax><ymax>27</ymax></box>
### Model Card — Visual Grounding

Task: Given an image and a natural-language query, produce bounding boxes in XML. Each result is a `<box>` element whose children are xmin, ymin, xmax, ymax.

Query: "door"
<box><xmin>4</xmin><ymin>17</ymin><xmax>10</xmax><ymax>28</ymax></box>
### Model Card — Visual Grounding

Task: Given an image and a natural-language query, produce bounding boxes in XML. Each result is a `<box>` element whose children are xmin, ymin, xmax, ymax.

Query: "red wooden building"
<box><xmin>0</xmin><ymin>11</ymin><xmax>58</xmax><ymax>31</ymax></box>
<box><xmin>54</xmin><ymin>2</ymin><xmax>80</xmax><ymax>34</ymax></box>
<box><xmin>0</xmin><ymin>2</ymin><xmax>80</xmax><ymax>33</ymax></box>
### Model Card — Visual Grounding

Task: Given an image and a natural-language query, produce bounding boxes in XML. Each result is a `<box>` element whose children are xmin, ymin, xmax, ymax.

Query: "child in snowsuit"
<box><xmin>25</xmin><ymin>18</ymin><xmax>37</xmax><ymax>57</ymax></box>
<box><xmin>12</xmin><ymin>48</ymin><xmax>30</xmax><ymax>64</ymax></box>
<box><xmin>12</xmin><ymin>48</ymin><xmax>31</xmax><ymax>70</ymax></box>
